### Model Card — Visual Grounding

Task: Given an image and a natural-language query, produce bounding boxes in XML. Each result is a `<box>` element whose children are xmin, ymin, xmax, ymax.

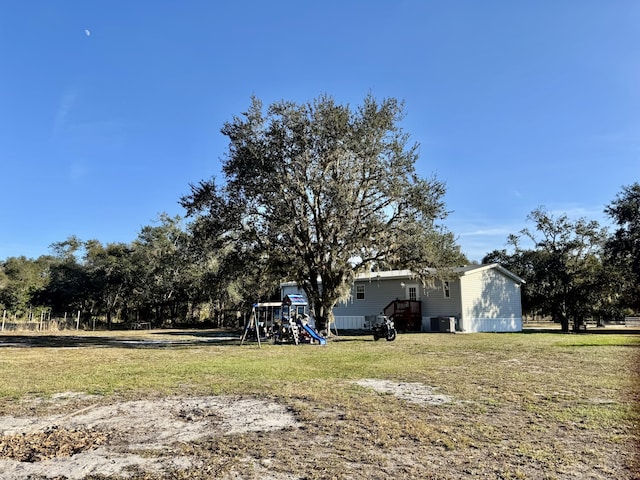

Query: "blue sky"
<box><xmin>1</xmin><ymin>1</ymin><xmax>638</xmax><ymax>262</ymax></box>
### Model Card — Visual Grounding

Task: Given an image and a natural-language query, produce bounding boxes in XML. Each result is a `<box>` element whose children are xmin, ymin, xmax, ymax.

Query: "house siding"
<box><xmin>333</xmin><ymin>278</ymin><xmax>406</xmax><ymax>318</ymax></box>
<box><xmin>459</xmin><ymin>269</ymin><xmax>522</xmax><ymax>332</ymax></box>
<box><xmin>422</xmin><ymin>279</ymin><xmax>463</xmax><ymax>319</ymax></box>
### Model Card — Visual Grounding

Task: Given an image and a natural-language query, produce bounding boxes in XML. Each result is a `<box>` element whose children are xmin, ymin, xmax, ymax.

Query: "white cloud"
<box><xmin>453</xmin><ymin>204</ymin><xmax>611</xmax><ymax>262</ymax></box>
<box><xmin>448</xmin><ymin>220</ymin><xmax>523</xmax><ymax>262</ymax></box>
<box><xmin>458</xmin><ymin>227</ymin><xmax>512</xmax><ymax>237</ymax></box>
<box><xmin>52</xmin><ymin>89</ymin><xmax>77</xmax><ymax>136</ymax></box>
<box><xmin>547</xmin><ymin>204</ymin><xmax>608</xmax><ymax>223</ymax></box>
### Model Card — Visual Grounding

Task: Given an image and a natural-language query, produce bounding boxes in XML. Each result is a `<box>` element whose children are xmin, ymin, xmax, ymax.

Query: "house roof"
<box><xmin>281</xmin><ymin>263</ymin><xmax>525</xmax><ymax>287</ymax></box>
<box><xmin>354</xmin><ymin>264</ymin><xmax>525</xmax><ymax>284</ymax></box>
<box><xmin>455</xmin><ymin>263</ymin><xmax>526</xmax><ymax>284</ymax></box>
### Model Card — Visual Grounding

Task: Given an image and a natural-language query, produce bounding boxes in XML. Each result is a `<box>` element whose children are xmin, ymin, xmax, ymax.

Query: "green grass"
<box><xmin>0</xmin><ymin>330</ymin><xmax>637</xmax><ymax>399</ymax></box>
<box><xmin>0</xmin><ymin>329</ymin><xmax>638</xmax><ymax>478</ymax></box>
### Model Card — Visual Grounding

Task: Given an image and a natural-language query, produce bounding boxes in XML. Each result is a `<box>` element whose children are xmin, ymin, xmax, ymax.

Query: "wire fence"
<box><xmin>0</xmin><ymin>319</ymin><xmax>80</xmax><ymax>332</ymax></box>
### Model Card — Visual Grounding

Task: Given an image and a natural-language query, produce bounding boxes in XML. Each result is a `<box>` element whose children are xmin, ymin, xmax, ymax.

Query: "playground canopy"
<box><xmin>282</xmin><ymin>294</ymin><xmax>307</xmax><ymax>306</ymax></box>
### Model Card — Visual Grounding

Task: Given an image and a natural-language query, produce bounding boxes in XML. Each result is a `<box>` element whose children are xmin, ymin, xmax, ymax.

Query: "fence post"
<box><xmin>76</xmin><ymin>310</ymin><xmax>80</xmax><ymax>330</ymax></box>
<box><xmin>1</xmin><ymin>310</ymin><xmax>5</xmax><ymax>331</ymax></box>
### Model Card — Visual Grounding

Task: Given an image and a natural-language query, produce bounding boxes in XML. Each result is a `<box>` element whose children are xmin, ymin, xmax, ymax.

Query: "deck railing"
<box><xmin>383</xmin><ymin>300</ymin><xmax>422</xmax><ymax>331</ymax></box>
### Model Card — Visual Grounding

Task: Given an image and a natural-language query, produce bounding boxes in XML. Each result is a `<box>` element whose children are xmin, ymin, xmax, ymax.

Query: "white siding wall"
<box><xmin>332</xmin><ymin>278</ymin><xmax>407</xmax><ymax>317</ymax></box>
<box><xmin>459</xmin><ymin>269</ymin><xmax>522</xmax><ymax>332</ymax></box>
<box><xmin>284</xmin><ymin>278</ymin><xmax>410</xmax><ymax>320</ymax></box>
<box><xmin>334</xmin><ymin>316</ymin><xmax>367</xmax><ymax>330</ymax></box>
<box><xmin>461</xmin><ymin>318</ymin><xmax>523</xmax><ymax>333</ymax></box>
<box><xmin>422</xmin><ymin>279</ymin><xmax>463</xmax><ymax>319</ymax></box>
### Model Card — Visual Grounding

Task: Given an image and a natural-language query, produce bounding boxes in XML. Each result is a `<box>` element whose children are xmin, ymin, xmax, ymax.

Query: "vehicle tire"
<box><xmin>373</xmin><ymin>333</ymin><xmax>380</xmax><ymax>341</ymax></box>
<box><xmin>386</xmin><ymin>329</ymin><xmax>397</xmax><ymax>341</ymax></box>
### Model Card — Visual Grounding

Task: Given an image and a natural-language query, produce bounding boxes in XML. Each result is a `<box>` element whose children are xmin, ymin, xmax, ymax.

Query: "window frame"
<box><xmin>443</xmin><ymin>281</ymin><xmax>451</xmax><ymax>299</ymax></box>
<box><xmin>408</xmin><ymin>286</ymin><xmax>417</xmax><ymax>301</ymax></box>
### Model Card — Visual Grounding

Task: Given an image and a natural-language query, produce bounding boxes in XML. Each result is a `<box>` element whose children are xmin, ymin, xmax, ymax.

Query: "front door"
<box><xmin>405</xmin><ymin>284</ymin><xmax>419</xmax><ymax>301</ymax></box>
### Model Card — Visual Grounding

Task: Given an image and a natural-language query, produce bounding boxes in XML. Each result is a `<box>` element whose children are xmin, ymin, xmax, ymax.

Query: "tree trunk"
<box><xmin>312</xmin><ymin>303</ymin><xmax>328</xmax><ymax>334</ymax></box>
<box><xmin>325</xmin><ymin>309</ymin><xmax>335</xmax><ymax>337</ymax></box>
<box><xmin>317</xmin><ymin>298</ymin><xmax>337</xmax><ymax>336</ymax></box>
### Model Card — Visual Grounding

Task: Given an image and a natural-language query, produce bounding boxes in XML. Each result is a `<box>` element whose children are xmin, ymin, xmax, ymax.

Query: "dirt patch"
<box><xmin>0</xmin><ymin>395</ymin><xmax>298</xmax><ymax>479</ymax></box>
<box><xmin>355</xmin><ymin>378</ymin><xmax>453</xmax><ymax>405</ymax></box>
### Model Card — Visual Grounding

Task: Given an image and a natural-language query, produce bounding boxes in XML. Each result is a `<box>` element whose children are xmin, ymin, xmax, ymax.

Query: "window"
<box><xmin>356</xmin><ymin>285</ymin><xmax>365</xmax><ymax>300</ymax></box>
<box><xmin>443</xmin><ymin>281</ymin><xmax>451</xmax><ymax>298</ymax></box>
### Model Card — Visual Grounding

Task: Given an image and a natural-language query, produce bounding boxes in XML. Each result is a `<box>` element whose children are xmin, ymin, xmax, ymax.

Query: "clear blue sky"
<box><xmin>1</xmin><ymin>1</ymin><xmax>638</xmax><ymax>262</ymax></box>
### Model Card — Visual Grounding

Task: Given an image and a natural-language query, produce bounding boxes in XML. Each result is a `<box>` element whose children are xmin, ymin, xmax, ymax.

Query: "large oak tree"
<box><xmin>182</xmin><ymin>95</ymin><xmax>464</xmax><ymax>331</ymax></box>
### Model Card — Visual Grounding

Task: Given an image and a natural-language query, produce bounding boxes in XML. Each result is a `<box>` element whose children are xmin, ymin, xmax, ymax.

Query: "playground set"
<box><xmin>240</xmin><ymin>294</ymin><xmax>326</xmax><ymax>347</ymax></box>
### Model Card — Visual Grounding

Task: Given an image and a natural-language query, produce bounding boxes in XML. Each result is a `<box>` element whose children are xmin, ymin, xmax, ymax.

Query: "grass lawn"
<box><xmin>0</xmin><ymin>328</ymin><xmax>638</xmax><ymax>479</ymax></box>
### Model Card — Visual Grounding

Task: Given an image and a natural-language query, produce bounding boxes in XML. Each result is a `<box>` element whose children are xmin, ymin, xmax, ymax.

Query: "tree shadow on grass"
<box><xmin>522</xmin><ymin>327</ymin><xmax>640</xmax><ymax>336</ymax></box>
<box><xmin>0</xmin><ymin>330</ymin><xmax>243</xmax><ymax>349</ymax></box>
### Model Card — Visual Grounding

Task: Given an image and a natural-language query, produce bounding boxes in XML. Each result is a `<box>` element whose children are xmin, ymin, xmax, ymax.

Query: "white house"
<box><xmin>280</xmin><ymin>263</ymin><xmax>525</xmax><ymax>333</ymax></box>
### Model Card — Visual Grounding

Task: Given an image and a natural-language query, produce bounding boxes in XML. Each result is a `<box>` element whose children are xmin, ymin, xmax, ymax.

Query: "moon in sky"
<box><xmin>84</xmin><ymin>29</ymin><xmax>91</xmax><ymax>37</ymax></box>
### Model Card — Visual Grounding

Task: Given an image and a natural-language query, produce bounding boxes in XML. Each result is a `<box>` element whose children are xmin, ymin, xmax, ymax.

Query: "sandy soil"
<box><xmin>0</xmin><ymin>380</ymin><xmax>453</xmax><ymax>479</ymax></box>
<box><xmin>354</xmin><ymin>379</ymin><xmax>453</xmax><ymax>406</ymax></box>
<box><xmin>0</xmin><ymin>393</ymin><xmax>299</xmax><ymax>479</ymax></box>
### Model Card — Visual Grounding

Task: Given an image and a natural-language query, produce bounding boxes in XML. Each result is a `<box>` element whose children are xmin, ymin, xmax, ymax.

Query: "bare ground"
<box><xmin>0</xmin><ymin>379</ymin><xmax>637</xmax><ymax>480</ymax></box>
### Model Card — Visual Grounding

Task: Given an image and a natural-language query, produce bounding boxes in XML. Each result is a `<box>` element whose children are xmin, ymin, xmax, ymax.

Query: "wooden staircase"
<box><xmin>383</xmin><ymin>300</ymin><xmax>422</xmax><ymax>332</ymax></box>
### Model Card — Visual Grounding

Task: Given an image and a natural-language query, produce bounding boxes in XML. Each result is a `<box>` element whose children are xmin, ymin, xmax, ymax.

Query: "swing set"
<box><xmin>240</xmin><ymin>294</ymin><xmax>326</xmax><ymax>347</ymax></box>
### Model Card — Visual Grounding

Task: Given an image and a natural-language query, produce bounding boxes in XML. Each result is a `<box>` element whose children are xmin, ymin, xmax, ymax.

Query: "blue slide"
<box><xmin>300</xmin><ymin>323</ymin><xmax>327</xmax><ymax>345</ymax></box>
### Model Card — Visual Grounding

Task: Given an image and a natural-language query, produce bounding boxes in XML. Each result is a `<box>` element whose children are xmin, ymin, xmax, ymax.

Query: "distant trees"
<box><xmin>484</xmin><ymin>184</ymin><xmax>640</xmax><ymax>331</ymax></box>
<box><xmin>604</xmin><ymin>182</ymin><xmax>640</xmax><ymax>313</ymax></box>
<box><xmin>182</xmin><ymin>94</ymin><xmax>465</xmax><ymax>332</ymax></box>
<box><xmin>40</xmin><ymin>237</ymin><xmax>95</xmax><ymax>317</ymax></box>
<box><xmin>0</xmin><ymin>215</ymin><xmax>249</xmax><ymax>328</ymax></box>
<box><xmin>0</xmin><ymin>255</ymin><xmax>54</xmax><ymax>317</ymax></box>
<box><xmin>484</xmin><ymin>208</ymin><xmax>609</xmax><ymax>332</ymax></box>
<box><xmin>84</xmin><ymin>240</ymin><xmax>134</xmax><ymax>329</ymax></box>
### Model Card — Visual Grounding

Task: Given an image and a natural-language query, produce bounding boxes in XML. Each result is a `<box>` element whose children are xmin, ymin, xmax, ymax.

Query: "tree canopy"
<box><xmin>605</xmin><ymin>182</ymin><xmax>640</xmax><ymax>312</ymax></box>
<box><xmin>182</xmin><ymin>94</ymin><xmax>465</xmax><ymax>330</ymax></box>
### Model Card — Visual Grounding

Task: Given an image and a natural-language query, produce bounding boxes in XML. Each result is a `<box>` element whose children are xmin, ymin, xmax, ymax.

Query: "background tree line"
<box><xmin>0</xmin><ymin>214</ymin><xmax>280</xmax><ymax>328</ymax></box>
<box><xmin>483</xmin><ymin>182</ymin><xmax>640</xmax><ymax>332</ymax></box>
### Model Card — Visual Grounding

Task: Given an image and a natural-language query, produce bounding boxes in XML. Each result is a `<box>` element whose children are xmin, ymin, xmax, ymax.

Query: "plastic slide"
<box><xmin>300</xmin><ymin>323</ymin><xmax>327</xmax><ymax>345</ymax></box>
